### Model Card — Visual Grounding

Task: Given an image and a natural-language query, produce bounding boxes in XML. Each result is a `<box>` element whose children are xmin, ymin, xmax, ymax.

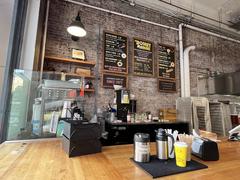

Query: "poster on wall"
<box><xmin>133</xmin><ymin>38</ymin><xmax>154</xmax><ymax>77</ymax></box>
<box><xmin>157</xmin><ymin>44</ymin><xmax>175</xmax><ymax>79</ymax></box>
<box><xmin>103</xmin><ymin>31</ymin><xmax>128</xmax><ymax>74</ymax></box>
<box><xmin>102</xmin><ymin>73</ymin><xmax>128</xmax><ymax>89</ymax></box>
<box><xmin>158</xmin><ymin>79</ymin><xmax>176</xmax><ymax>93</ymax></box>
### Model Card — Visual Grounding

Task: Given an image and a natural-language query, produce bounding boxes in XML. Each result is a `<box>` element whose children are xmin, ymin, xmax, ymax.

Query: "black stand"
<box><xmin>62</xmin><ymin>120</ymin><xmax>102</xmax><ymax>157</ymax></box>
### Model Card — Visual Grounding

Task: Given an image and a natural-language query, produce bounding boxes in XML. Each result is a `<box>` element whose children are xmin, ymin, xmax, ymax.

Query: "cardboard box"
<box><xmin>159</xmin><ymin>108</ymin><xmax>176</xmax><ymax>121</ymax></box>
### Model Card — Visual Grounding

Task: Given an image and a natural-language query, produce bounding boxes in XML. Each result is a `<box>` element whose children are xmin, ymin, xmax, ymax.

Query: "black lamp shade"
<box><xmin>71</xmin><ymin>35</ymin><xmax>80</xmax><ymax>41</ymax></box>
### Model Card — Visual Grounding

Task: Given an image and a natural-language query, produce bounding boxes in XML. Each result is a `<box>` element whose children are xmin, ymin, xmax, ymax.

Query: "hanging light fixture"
<box><xmin>67</xmin><ymin>11</ymin><xmax>87</xmax><ymax>37</ymax></box>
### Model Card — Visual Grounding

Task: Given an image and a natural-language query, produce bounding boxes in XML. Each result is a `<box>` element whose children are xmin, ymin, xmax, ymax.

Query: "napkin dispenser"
<box><xmin>191</xmin><ymin>137</ymin><xmax>219</xmax><ymax>161</ymax></box>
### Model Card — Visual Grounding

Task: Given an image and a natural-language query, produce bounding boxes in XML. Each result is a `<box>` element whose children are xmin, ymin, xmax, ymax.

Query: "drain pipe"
<box><xmin>183</xmin><ymin>46</ymin><xmax>195</xmax><ymax>97</ymax></box>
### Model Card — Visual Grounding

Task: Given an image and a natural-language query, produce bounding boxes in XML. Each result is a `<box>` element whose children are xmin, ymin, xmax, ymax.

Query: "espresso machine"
<box><xmin>116</xmin><ymin>89</ymin><xmax>137</xmax><ymax>121</ymax></box>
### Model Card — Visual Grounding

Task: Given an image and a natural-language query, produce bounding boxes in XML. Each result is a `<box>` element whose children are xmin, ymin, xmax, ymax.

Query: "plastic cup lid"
<box><xmin>174</xmin><ymin>142</ymin><xmax>188</xmax><ymax>147</ymax></box>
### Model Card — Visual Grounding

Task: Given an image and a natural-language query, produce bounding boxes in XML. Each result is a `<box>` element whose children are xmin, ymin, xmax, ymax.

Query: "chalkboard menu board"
<box><xmin>103</xmin><ymin>31</ymin><xmax>128</xmax><ymax>74</ymax></box>
<box><xmin>158</xmin><ymin>44</ymin><xmax>175</xmax><ymax>79</ymax></box>
<box><xmin>133</xmin><ymin>38</ymin><xmax>154</xmax><ymax>76</ymax></box>
<box><xmin>102</xmin><ymin>73</ymin><xmax>128</xmax><ymax>89</ymax></box>
<box><xmin>159</xmin><ymin>79</ymin><xmax>176</xmax><ymax>93</ymax></box>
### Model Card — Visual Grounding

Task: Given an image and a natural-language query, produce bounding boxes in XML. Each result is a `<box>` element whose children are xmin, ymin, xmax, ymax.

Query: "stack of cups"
<box><xmin>178</xmin><ymin>134</ymin><xmax>194</xmax><ymax>161</ymax></box>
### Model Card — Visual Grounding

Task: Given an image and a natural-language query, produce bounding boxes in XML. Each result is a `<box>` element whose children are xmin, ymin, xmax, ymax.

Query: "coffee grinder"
<box><xmin>116</xmin><ymin>89</ymin><xmax>137</xmax><ymax>121</ymax></box>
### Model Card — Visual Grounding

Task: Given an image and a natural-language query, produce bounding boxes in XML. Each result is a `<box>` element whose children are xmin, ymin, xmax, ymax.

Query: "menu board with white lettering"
<box><xmin>158</xmin><ymin>44</ymin><xmax>175</xmax><ymax>79</ymax></box>
<box><xmin>159</xmin><ymin>79</ymin><xmax>176</xmax><ymax>93</ymax></box>
<box><xmin>133</xmin><ymin>38</ymin><xmax>154</xmax><ymax>76</ymax></box>
<box><xmin>102</xmin><ymin>73</ymin><xmax>128</xmax><ymax>89</ymax></box>
<box><xmin>103</xmin><ymin>31</ymin><xmax>128</xmax><ymax>74</ymax></box>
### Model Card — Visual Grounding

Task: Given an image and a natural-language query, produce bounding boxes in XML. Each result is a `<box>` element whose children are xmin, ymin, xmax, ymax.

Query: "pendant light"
<box><xmin>67</xmin><ymin>11</ymin><xmax>87</xmax><ymax>37</ymax></box>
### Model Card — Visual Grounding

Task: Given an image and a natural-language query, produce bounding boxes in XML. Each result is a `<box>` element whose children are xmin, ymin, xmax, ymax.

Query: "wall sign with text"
<box><xmin>133</xmin><ymin>38</ymin><xmax>154</xmax><ymax>77</ymax></box>
<box><xmin>103</xmin><ymin>31</ymin><xmax>128</xmax><ymax>74</ymax></box>
<box><xmin>157</xmin><ymin>44</ymin><xmax>175</xmax><ymax>79</ymax></box>
<box><xmin>158</xmin><ymin>79</ymin><xmax>176</xmax><ymax>93</ymax></box>
<box><xmin>102</xmin><ymin>73</ymin><xmax>128</xmax><ymax>89</ymax></box>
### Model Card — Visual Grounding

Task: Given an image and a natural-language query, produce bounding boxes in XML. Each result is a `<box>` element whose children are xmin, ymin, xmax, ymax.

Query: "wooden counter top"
<box><xmin>0</xmin><ymin>139</ymin><xmax>239</xmax><ymax>180</ymax></box>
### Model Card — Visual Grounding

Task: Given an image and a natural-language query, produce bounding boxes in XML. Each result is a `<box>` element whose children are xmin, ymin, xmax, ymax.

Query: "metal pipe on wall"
<box><xmin>64</xmin><ymin>0</ymin><xmax>179</xmax><ymax>31</ymax></box>
<box><xmin>157</xmin><ymin>0</ymin><xmax>230</xmax><ymax>27</ymax></box>
<box><xmin>183</xmin><ymin>45</ymin><xmax>195</xmax><ymax>97</ymax></box>
<box><xmin>184</xmin><ymin>24</ymin><xmax>240</xmax><ymax>44</ymax></box>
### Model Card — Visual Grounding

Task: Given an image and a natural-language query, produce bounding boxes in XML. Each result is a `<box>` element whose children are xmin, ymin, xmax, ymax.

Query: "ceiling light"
<box><xmin>67</xmin><ymin>12</ymin><xmax>87</xmax><ymax>37</ymax></box>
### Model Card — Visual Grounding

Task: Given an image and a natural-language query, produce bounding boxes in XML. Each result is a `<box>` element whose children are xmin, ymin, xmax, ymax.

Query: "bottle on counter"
<box><xmin>61</xmin><ymin>72</ymin><xmax>66</xmax><ymax>81</ymax></box>
<box><xmin>131</xmin><ymin>113</ymin><xmax>135</xmax><ymax>123</ymax></box>
<box><xmin>127</xmin><ymin>111</ymin><xmax>131</xmax><ymax>123</ymax></box>
<box><xmin>148</xmin><ymin>113</ymin><xmax>152</xmax><ymax>121</ymax></box>
<box><xmin>146</xmin><ymin>111</ymin><xmax>152</xmax><ymax>121</ymax></box>
<box><xmin>32</xmin><ymin>99</ymin><xmax>42</xmax><ymax>136</ymax></box>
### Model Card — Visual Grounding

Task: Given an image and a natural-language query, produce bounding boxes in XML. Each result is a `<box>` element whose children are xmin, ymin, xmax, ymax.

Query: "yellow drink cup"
<box><xmin>174</xmin><ymin>142</ymin><xmax>188</xmax><ymax>167</ymax></box>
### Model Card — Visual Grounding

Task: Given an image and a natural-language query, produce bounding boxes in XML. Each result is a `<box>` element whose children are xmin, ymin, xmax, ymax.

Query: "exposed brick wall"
<box><xmin>184</xmin><ymin>29</ymin><xmax>240</xmax><ymax>96</ymax></box>
<box><xmin>45</xmin><ymin>0</ymin><xmax>240</xmax><ymax>118</ymax></box>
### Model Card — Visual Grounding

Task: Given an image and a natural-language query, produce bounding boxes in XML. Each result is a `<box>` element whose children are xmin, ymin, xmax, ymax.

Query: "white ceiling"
<box><xmin>134</xmin><ymin>0</ymin><xmax>240</xmax><ymax>36</ymax></box>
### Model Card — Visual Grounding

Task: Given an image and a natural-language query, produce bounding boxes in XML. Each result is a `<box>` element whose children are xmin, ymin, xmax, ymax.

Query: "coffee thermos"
<box><xmin>134</xmin><ymin>133</ymin><xmax>150</xmax><ymax>162</ymax></box>
<box><xmin>156</xmin><ymin>128</ymin><xmax>174</xmax><ymax>160</ymax></box>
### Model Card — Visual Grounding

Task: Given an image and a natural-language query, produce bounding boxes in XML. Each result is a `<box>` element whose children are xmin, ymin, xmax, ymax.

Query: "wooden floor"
<box><xmin>0</xmin><ymin>139</ymin><xmax>240</xmax><ymax>180</ymax></box>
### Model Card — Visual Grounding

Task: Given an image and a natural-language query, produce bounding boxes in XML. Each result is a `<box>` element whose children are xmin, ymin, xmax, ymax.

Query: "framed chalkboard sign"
<box><xmin>102</xmin><ymin>73</ymin><xmax>128</xmax><ymax>89</ymax></box>
<box><xmin>159</xmin><ymin>79</ymin><xmax>176</xmax><ymax>93</ymax></box>
<box><xmin>133</xmin><ymin>38</ymin><xmax>154</xmax><ymax>77</ymax></box>
<box><xmin>157</xmin><ymin>44</ymin><xmax>175</xmax><ymax>79</ymax></box>
<box><xmin>103</xmin><ymin>31</ymin><xmax>128</xmax><ymax>74</ymax></box>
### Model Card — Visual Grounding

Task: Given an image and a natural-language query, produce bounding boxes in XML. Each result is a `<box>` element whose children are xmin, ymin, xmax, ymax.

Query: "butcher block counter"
<box><xmin>0</xmin><ymin>139</ymin><xmax>239</xmax><ymax>180</ymax></box>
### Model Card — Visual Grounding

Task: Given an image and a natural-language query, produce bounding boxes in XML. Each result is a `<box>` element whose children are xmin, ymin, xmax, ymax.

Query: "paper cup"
<box><xmin>174</xmin><ymin>142</ymin><xmax>188</xmax><ymax>167</ymax></box>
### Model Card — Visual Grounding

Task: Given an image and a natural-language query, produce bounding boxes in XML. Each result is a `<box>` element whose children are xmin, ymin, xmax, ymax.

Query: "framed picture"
<box><xmin>72</xmin><ymin>49</ymin><xmax>85</xmax><ymax>60</ymax></box>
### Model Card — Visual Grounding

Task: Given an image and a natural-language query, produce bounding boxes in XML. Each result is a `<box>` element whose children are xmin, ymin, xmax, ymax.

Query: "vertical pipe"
<box><xmin>183</xmin><ymin>46</ymin><xmax>196</xmax><ymax>97</ymax></box>
<box><xmin>179</xmin><ymin>23</ymin><xmax>185</xmax><ymax>97</ymax></box>
<box><xmin>94</xmin><ymin>25</ymin><xmax>101</xmax><ymax>114</ymax></box>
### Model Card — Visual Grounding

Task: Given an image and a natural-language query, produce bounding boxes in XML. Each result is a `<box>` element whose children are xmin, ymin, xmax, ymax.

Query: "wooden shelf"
<box><xmin>43</xmin><ymin>71</ymin><xmax>95</xmax><ymax>79</ymax></box>
<box><xmin>45</xmin><ymin>56</ymin><xmax>96</xmax><ymax>66</ymax></box>
<box><xmin>84</xmin><ymin>89</ymin><xmax>95</xmax><ymax>92</ymax></box>
<box><xmin>67</xmin><ymin>73</ymin><xmax>95</xmax><ymax>79</ymax></box>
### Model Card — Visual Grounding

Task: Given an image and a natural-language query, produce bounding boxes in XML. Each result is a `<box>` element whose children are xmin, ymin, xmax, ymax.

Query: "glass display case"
<box><xmin>6</xmin><ymin>69</ymin><xmax>86</xmax><ymax>140</ymax></box>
